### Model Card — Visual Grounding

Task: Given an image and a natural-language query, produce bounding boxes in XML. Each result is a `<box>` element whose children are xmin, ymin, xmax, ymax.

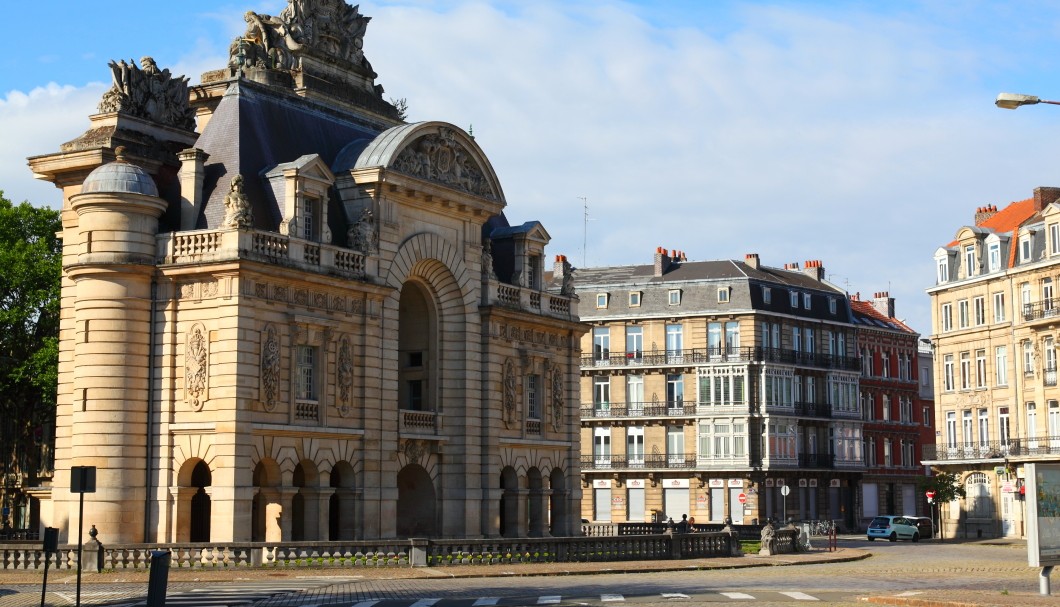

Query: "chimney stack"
<box><xmin>654</xmin><ymin>246</ymin><xmax>673</xmax><ymax>277</ymax></box>
<box><xmin>1034</xmin><ymin>187</ymin><xmax>1060</xmax><ymax>212</ymax></box>
<box><xmin>745</xmin><ymin>253</ymin><xmax>760</xmax><ymax>270</ymax></box>
<box><xmin>974</xmin><ymin>205</ymin><xmax>998</xmax><ymax>225</ymax></box>
<box><xmin>783</xmin><ymin>262</ymin><xmax>800</xmax><ymax>271</ymax></box>
<box><xmin>178</xmin><ymin>147</ymin><xmax>209</xmax><ymax>231</ymax></box>
<box><xmin>802</xmin><ymin>259</ymin><xmax>825</xmax><ymax>281</ymax></box>
<box><xmin>872</xmin><ymin>291</ymin><xmax>896</xmax><ymax>319</ymax></box>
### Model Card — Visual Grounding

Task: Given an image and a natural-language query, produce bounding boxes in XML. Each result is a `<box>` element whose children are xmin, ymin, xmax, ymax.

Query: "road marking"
<box><xmin>351</xmin><ymin>601</ymin><xmax>381</xmax><ymax>607</ymax></box>
<box><xmin>472</xmin><ymin>599</ymin><xmax>500</xmax><ymax>606</ymax></box>
<box><xmin>601</xmin><ymin>594</ymin><xmax>625</xmax><ymax>602</ymax></box>
<box><xmin>409</xmin><ymin>600</ymin><xmax>440</xmax><ymax>607</ymax></box>
<box><xmin>661</xmin><ymin>593</ymin><xmax>690</xmax><ymax>600</ymax></box>
<box><xmin>779</xmin><ymin>591</ymin><xmax>819</xmax><ymax>601</ymax></box>
<box><xmin>720</xmin><ymin>592</ymin><xmax>755</xmax><ymax>600</ymax></box>
<box><xmin>538</xmin><ymin>597</ymin><xmax>563</xmax><ymax>605</ymax></box>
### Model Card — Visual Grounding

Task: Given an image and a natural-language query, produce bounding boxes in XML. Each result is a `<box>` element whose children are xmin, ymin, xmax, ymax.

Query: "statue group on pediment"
<box><xmin>98</xmin><ymin>57</ymin><xmax>195</xmax><ymax>131</ymax></box>
<box><xmin>392</xmin><ymin>129</ymin><xmax>497</xmax><ymax>201</ymax></box>
<box><xmin>229</xmin><ymin>0</ymin><xmax>372</xmax><ymax>72</ymax></box>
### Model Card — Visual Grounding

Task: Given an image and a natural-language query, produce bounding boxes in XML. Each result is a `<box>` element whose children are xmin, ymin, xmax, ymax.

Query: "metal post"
<box><xmin>75</xmin><ymin>491</ymin><xmax>84</xmax><ymax>607</ymax></box>
<box><xmin>1041</xmin><ymin>566</ymin><xmax>1053</xmax><ymax>596</ymax></box>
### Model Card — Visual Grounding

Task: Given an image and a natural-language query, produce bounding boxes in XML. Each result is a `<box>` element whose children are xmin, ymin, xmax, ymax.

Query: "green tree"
<box><xmin>0</xmin><ymin>191</ymin><xmax>61</xmax><ymax>529</ymax></box>
<box><xmin>921</xmin><ymin>471</ymin><xmax>967</xmax><ymax>541</ymax></box>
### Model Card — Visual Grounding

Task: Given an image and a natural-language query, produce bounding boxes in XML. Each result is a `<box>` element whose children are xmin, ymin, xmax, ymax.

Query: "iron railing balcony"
<box><xmin>1023</xmin><ymin>301</ymin><xmax>1060</xmax><ymax>322</ymax></box>
<box><xmin>1046</xmin><ymin>366</ymin><xmax>1058</xmax><ymax>387</ymax></box>
<box><xmin>580</xmin><ymin>401</ymin><xmax>698</xmax><ymax>419</ymax></box>
<box><xmin>792</xmin><ymin>400</ymin><xmax>832</xmax><ymax>418</ymax></box>
<box><xmin>581</xmin><ymin>453</ymin><xmax>699</xmax><ymax>470</ymax></box>
<box><xmin>923</xmin><ymin>437</ymin><xmax>1060</xmax><ymax>461</ymax></box>
<box><xmin>582</xmin><ymin>346</ymin><xmax>861</xmax><ymax>372</ymax></box>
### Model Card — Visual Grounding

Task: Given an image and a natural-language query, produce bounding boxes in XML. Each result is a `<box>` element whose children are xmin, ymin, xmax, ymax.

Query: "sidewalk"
<box><xmin>1</xmin><ymin>542</ymin><xmax>1056</xmax><ymax>607</ymax></box>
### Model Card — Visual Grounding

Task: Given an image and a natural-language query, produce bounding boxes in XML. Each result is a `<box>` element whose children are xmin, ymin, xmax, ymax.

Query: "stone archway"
<box><xmin>549</xmin><ymin>467</ymin><xmax>567</xmax><ymax>537</ymax></box>
<box><xmin>499</xmin><ymin>466</ymin><xmax>520</xmax><ymax>538</ymax></box>
<box><xmin>397</xmin><ymin>464</ymin><xmax>436</xmax><ymax>537</ymax></box>
<box><xmin>252</xmin><ymin>459</ymin><xmax>281</xmax><ymax>542</ymax></box>
<box><xmin>329</xmin><ymin>461</ymin><xmax>356</xmax><ymax>540</ymax></box>
<box><xmin>190</xmin><ymin>461</ymin><xmax>212</xmax><ymax>542</ymax></box>
<box><xmin>398</xmin><ymin>280</ymin><xmax>437</xmax><ymax>412</ymax></box>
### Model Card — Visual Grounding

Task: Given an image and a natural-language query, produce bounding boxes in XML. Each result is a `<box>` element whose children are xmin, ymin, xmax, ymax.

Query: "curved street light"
<box><xmin>996</xmin><ymin>92</ymin><xmax>1060</xmax><ymax>109</ymax></box>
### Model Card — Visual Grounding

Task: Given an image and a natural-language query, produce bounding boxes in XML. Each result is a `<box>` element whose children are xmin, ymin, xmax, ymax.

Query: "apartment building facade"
<box><xmin>575</xmin><ymin>250</ymin><xmax>865</xmax><ymax>529</ymax></box>
<box><xmin>926</xmin><ymin>187</ymin><xmax>1060</xmax><ymax>539</ymax></box>
<box><xmin>851</xmin><ymin>293</ymin><xmax>929</xmax><ymax>525</ymax></box>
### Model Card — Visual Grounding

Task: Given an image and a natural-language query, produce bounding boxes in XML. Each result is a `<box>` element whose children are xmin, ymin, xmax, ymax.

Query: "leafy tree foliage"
<box><xmin>921</xmin><ymin>471</ymin><xmax>967</xmax><ymax>540</ymax></box>
<box><xmin>0</xmin><ymin>192</ymin><xmax>61</xmax><ymax>519</ymax></box>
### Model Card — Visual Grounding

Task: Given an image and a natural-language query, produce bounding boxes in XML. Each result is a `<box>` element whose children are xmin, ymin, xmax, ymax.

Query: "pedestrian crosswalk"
<box><xmin>112</xmin><ymin>579</ymin><xmax>341</xmax><ymax>607</ymax></box>
<box><xmin>314</xmin><ymin>591</ymin><xmax>827</xmax><ymax>605</ymax></box>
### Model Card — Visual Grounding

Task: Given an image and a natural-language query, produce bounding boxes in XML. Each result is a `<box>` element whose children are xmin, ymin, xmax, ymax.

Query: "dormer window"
<box><xmin>790</xmin><ymin>291</ymin><xmax>799</xmax><ymax>308</ymax></box>
<box><xmin>937</xmin><ymin>257</ymin><xmax>949</xmax><ymax>283</ymax></box>
<box><xmin>829</xmin><ymin>297</ymin><xmax>837</xmax><ymax>314</ymax></box>
<box><xmin>596</xmin><ymin>293</ymin><xmax>609</xmax><ymax>308</ymax></box>
<box><xmin>301</xmin><ymin>195</ymin><xmax>320</xmax><ymax>240</ymax></box>
<box><xmin>527</xmin><ymin>254</ymin><xmax>541</xmax><ymax>289</ymax></box>
<box><xmin>668</xmin><ymin>289</ymin><xmax>682</xmax><ymax>305</ymax></box>
<box><xmin>718</xmin><ymin>287</ymin><xmax>730</xmax><ymax>303</ymax></box>
<box><xmin>268</xmin><ymin>154</ymin><xmax>335</xmax><ymax>245</ymax></box>
<box><xmin>987</xmin><ymin>241</ymin><xmax>1001</xmax><ymax>272</ymax></box>
<box><xmin>1051</xmin><ymin>222</ymin><xmax>1060</xmax><ymax>256</ymax></box>
<box><xmin>762</xmin><ymin>286</ymin><xmax>771</xmax><ymax>304</ymax></box>
<box><xmin>1020</xmin><ymin>233</ymin><xmax>1032</xmax><ymax>263</ymax></box>
<box><xmin>803</xmin><ymin>293</ymin><xmax>812</xmax><ymax>309</ymax></box>
<box><xmin>629</xmin><ymin>291</ymin><xmax>641</xmax><ymax>307</ymax></box>
<box><xmin>964</xmin><ymin>244</ymin><xmax>976</xmax><ymax>278</ymax></box>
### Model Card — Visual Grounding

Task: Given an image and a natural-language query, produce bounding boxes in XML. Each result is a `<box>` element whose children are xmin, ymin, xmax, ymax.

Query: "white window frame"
<box><xmin>941</xmin><ymin>303</ymin><xmax>953</xmax><ymax>332</ymax></box>
<box><xmin>596</xmin><ymin>293</ymin><xmax>608</xmax><ymax>308</ymax></box>
<box><xmin>958</xmin><ymin>299</ymin><xmax>969</xmax><ymax>329</ymax></box>
<box><xmin>762</xmin><ymin>286</ymin><xmax>771</xmax><ymax>304</ymax></box>
<box><xmin>718</xmin><ymin>287</ymin><xmax>730</xmax><ymax>303</ymax></box>
<box><xmin>988</xmin><ymin>241</ymin><xmax>1001</xmax><ymax>272</ymax></box>
<box><xmin>628</xmin><ymin>291</ymin><xmax>641</xmax><ymax>307</ymax></box>
<box><xmin>973</xmin><ymin>296</ymin><xmax>985</xmax><ymax>326</ymax></box>
<box><xmin>1052</xmin><ymin>222</ymin><xmax>1060</xmax><ymax>255</ymax></box>
<box><xmin>964</xmin><ymin>244</ymin><xmax>976</xmax><ymax>277</ymax></box>
<box><xmin>995</xmin><ymin>346</ymin><xmax>1008</xmax><ymax>386</ymax></box>
<box><xmin>993</xmin><ymin>292</ymin><xmax>1005</xmax><ymax>323</ymax></box>
<box><xmin>668</xmin><ymin>289</ymin><xmax>682</xmax><ymax>305</ymax></box>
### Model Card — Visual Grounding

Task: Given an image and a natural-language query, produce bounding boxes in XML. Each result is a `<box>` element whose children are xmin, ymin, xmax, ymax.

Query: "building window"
<box><xmin>526</xmin><ymin>374</ymin><xmax>541</xmax><ymax>420</ymax></box>
<box><xmin>628</xmin><ymin>291</ymin><xmax>641</xmax><ymax>307</ymax></box>
<box><xmin>725</xmin><ymin>321</ymin><xmax>740</xmax><ymax>353</ymax></box>
<box><xmin>625</xmin><ymin>325</ymin><xmax>643</xmax><ymax>361</ymax></box>
<box><xmin>667</xmin><ymin>426</ymin><xmax>685</xmax><ymax>465</ymax></box>
<box><xmin>627</xmin><ymin>375</ymin><xmax>644</xmax><ymax>413</ymax></box>
<box><xmin>718</xmin><ymin>287</ymin><xmax>730</xmax><ymax>303</ymax></box>
<box><xmin>958</xmin><ymin>299</ymin><xmax>969</xmax><ymax>329</ymax></box>
<box><xmin>883</xmin><ymin>438</ymin><xmax>893</xmax><ymax>467</ymax></box>
<box><xmin>1052</xmin><ymin>222</ymin><xmax>1060</xmax><ymax>255</ymax></box>
<box><xmin>923</xmin><ymin>406</ymin><xmax>931</xmax><ymax>427</ymax></box>
<box><xmin>627</xmin><ymin>427</ymin><xmax>645</xmax><ymax>465</ymax></box>
<box><xmin>406</xmin><ymin>379</ymin><xmax>423</xmax><ymax>410</ymax></box>
<box><xmin>1028</xmin><ymin>402</ymin><xmax>1038</xmax><ymax>446</ymax></box>
<box><xmin>592</xmin><ymin>327</ymin><xmax>610</xmax><ymax>362</ymax></box>
<box><xmin>527</xmin><ymin>254</ymin><xmax>541</xmax><ymax>290</ymax></box>
<box><xmin>977</xmin><ymin>408</ymin><xmax>989</xmax><ymax>448</ymax></box>
<box><xmin>301</xmin><ymin>196</ymin><xmax>320</xmax><ymax>240</ymax></box>
<box><xmin>1022</xmin><ymin>282</ymin><xmax>1032</xmax><ymax>316</ymax></box>
<box><xmin>882</xmin><ymin>394</ymin><xmax>891</xmax><ymax>421</ymax></box>
<box><xmin>937</xmin><ymin>257</ymin><xmax>949</xmax><ymax>283</ymax></box>
<box><xmin>803</xmin><ymin>293</ymin><xmax>812</xmax><ymax>309</ymax></box>
<box><xmin>943</xmin><ymin>354</ymin><xmax>954</xmax><ymax>391</ymax></box>
<box><xmin>1045</xmin><ymin>278</ymin><xmax>1055</xmax><ymax>312</ymax></box>
<box><xmin>763</xmin><ymin>286</ymin><xmax>771</xmax><ymax>304</ymax></box>
<box><xmin>945</xmin><ymin>411</ymin><xmax>957</xmax><ymax>450</ymax></box>
<box><xmin>666</xmin><ymin>324</ymin><xmax>683</xmax><ymax>361</ymax></box>
<box><xmin>666</xmin><ymin>374</ymin><xmax>684</xmax><ymax>410</ymax></box>
<box><xmin>593</xmin><ymin>376</ymin><xmax>610</xmax><ymax>413</ymax></box>
<box><xmin>596</xmin><ymin>293</ymin><xmax>608</xmax><ymax>308</ymax></box>
<box><xmin>964</xmin><ymin>244</ymin><xmax>976</xmax><ymax>277</ymax></box>
<box><xmin>962</xmin><ymin>410</ymin><xmax>973</xmax><ymax>446</ymax></box>
<box><xmin>995</xmin><ymin>346</ymin><xmax>1008</xmax><ymax>386</ymax></box>
<box><xmin>988</xmin><ymin>241</ymin><xmax>1001</xmax><ymax>272</ymax></box>
<box><xmin>993</xmin><ymin>292</ymin><xmax>1005</xmax><ymax>323</ymax></box>
<box><xmin>975</xmin><ymin>349</ymin><xmax>986</xmax><ymax>388</ymax></box>
<box><xmin>999</xmin><ymin>407</ymin><xmax>1011</xmax><ymax>447</ymax></box>
<box><xmin>1024</xmin><ymin>340</ymin><xmax>1035</xmax><ymax>375</ymax></box>
<box><xmin>959</xmin><ymin>352</ymin><xmax>971</xmax><ymax>390</ymax></box>
<box><xmin>1020</xmin><ymin>233</ymin><xmax>1032</xmax><ymax>263</ymax></box>
<box><xmin>296</xmin><ymin>345</ymin><xmax>318</xmax><ymax>402</ymax></box>
<box><xmin>668</xmin><ymin>289</ymin><xmax>681</xmax><ymax>305</ymax></box>
<box><xmin>790</xmin><ymin>291</ymin><xmax>799</xmax><ymax>308</ymax></box>
<box><xmin>941</xmin><ymin>303</ymin><xmax>953</xmax><ymax>331</ymax></box>
<box><xmin>829</xmin><ymin>298</ymin><xmax>837</xmax><ymax>314</ymax></box>
<box><xmin>593</xmin><ymin>427</ymin><xmax>611</xmax><ymax>467</ymax></box>
<box><xmin>973</xmin><ymin>296</ymin><xmax>985</xmax><ymax>326</ymax></box>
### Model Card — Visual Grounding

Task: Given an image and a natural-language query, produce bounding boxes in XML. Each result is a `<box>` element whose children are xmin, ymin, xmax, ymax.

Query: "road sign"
<box><xmin>925</xmin><ymin>490</ymin><xmax>936</xmax><ymax>502</ymax></box>
<box><xmin>780</xmin><ymin>485</ymin><xmax>791</xmax><ymax>496</ymax></box>
<box><xmin>737</xmin><ymin>493</ymin><xmax>747</xmax><ymax>504</ymax></box>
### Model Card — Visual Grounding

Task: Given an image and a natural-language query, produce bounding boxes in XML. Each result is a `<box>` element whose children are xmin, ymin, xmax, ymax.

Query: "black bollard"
<box><xmin>145</xmin><ymin>551</ymin><xmax>171</xmax><ymax>607</ymax></box>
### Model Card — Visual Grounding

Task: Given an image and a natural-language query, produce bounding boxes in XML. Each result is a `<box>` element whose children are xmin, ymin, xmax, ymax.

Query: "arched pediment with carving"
<box><xmin>354</xmin><ymin>121</ymin><xmax>505</xmax><ymax>204</ymax></box>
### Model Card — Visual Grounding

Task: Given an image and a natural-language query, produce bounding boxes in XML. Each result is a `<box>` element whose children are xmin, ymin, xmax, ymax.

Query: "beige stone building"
<box><xmin>926</xmin><ymin>187</ymin><xmax>1060</xmax><ymax>538</ymax></box>
<box><xmin>28</xmin><ymin>0</ymin><xmax>583</xmax><ymax>544</ymax></box>
<box><xmin>575</xmin><ymin>250</ymin><xmax>865</xmax><ymax>529</ymax></box>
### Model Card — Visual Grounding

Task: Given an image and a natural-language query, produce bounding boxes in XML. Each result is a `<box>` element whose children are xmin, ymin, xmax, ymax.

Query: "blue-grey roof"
<box><xmin>82</xmin><ymin>161</ymin><xmax>159</xmax><ymax>197</ymax></box>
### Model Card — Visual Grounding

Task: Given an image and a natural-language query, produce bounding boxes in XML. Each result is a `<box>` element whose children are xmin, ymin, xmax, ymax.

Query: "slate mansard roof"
<box><xmin>574</xmin><ymin>257</ymin><xmax>853</xmax><ymax>322</ymax></box>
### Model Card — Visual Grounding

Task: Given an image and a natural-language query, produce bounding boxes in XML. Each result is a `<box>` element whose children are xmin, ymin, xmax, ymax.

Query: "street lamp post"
<box><xmin>996</xmin><ymin>92</ymin><xmax>1060</xmax><ymax>109</ymax></box>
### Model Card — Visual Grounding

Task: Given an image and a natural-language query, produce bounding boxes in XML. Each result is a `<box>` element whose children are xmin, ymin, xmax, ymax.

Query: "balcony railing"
<box><xmin>581</xmin><ymin>453</ymin><xmax>698</xmax><ymax>470</ymax></box>
<box><xmin>923</xmin><ymin>437</ymin><xmax>1060</xmax><ymax>461</ymax></box>
<box><xmin>582</xmin><ymin>346</ymin><xmax>860</xmax><ymax>372</ymax></box>
<box><xmin>1023</xmin><ymin>301</ymin><xmax>1060</xmax><ymax>322</ymax></box>
<box><xmin>1046</xmin><ymin>366</ymin><xmax>1058</xmax><ymax>387</ymax></box>
<box><xmin>792</xmin><ymin>400</ymin><xmax>831</xmax><ymax>418</ymax></box>
<box><xmin>581</xmin><ymin>401</ymin><xmax>699</xmax><ymax>419</ymax></box>
<box><xmin>797</xmin><ymin>453</ymin><xmax>835</xmax><ymax>468</ymax></box>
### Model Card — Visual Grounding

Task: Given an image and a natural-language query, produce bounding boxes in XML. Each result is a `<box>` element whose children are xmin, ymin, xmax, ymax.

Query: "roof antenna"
<box><xmin>579</xmin><ymin>196</ymin><xmax>589</xmax><ymax>267</ymax></box>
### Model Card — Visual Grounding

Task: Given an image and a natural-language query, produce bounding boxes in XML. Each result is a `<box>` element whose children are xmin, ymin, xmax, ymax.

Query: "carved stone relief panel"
<box><xmin>185</xmin><ymin>323</ymin><xmax>209</xmax><ymax>411</ymax></box>
<box><xmin>336</xmin><ymin>334</ymin><xmax>354</xmax><ymax>418</ymax></box>
<box><xmin>549</xmin><ymin>360</ymin><xmax>564</xmax><ymax>432</ymax></box>
<box><xmin>503</xmin><ymin>357</ymin><xmax>517</xmax><ymax>429</ymax></box>
<box><xmin>260</xmin><ymin>324</ymin><xmax>281</xmax><ymax>412</ymax></box>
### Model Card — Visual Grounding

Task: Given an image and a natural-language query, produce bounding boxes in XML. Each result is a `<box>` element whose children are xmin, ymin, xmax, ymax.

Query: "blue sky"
<box><xmin>6</xmin><ymin>0</ymin><xmax>1060</xmax><ymax>335</ymax></box>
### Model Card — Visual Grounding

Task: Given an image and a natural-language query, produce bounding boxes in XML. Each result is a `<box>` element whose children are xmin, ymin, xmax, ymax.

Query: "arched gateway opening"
<box><xmin>396</xmin><ymin>465</ymin><xmax>436</xmax><ymax>537</ymax></box>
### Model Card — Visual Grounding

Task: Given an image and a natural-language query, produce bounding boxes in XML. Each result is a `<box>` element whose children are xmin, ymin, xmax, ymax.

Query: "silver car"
<box><xmin>866</xmin><ymin>515</ymin><xmax>920</xmax><ymax>542</ymax></box>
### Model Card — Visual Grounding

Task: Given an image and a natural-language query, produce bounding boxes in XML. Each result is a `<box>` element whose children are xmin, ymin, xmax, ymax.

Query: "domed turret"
<box><xmin>80</xmin><ymin>147</ymin><xmax>159</xmax><ymax>197</ymax></box>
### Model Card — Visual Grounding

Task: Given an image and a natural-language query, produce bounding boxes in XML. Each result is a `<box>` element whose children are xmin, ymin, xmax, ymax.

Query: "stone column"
<box><xmin>316</xmin><ymin>487</ymin><xmax>336</xmax><ymax>541</ymax></box>
<box><xmin>528</xmin><ymin>488</ymin><xmax>552</xmax><ymax>537</ymax></box>
<box><xmin>169</xmin><ymin>487</ymin><xmax>196</xmax><ymax>542</ymax></box>
<box><xmin>503</xmin><ymin>488</ymin><xmax>528</xmax><ymax>537</ymax></box>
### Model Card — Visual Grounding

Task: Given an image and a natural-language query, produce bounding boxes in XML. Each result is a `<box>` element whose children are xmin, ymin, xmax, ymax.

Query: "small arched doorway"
<box><xmin>189</xmin><ymin>461</ymin><xmax>211</xmax><ymax>542</ymax></box>
<box><xmin>396</xmin><ymin>465</ymin><xmax>436</xmax><ymax>537</ymax></box>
